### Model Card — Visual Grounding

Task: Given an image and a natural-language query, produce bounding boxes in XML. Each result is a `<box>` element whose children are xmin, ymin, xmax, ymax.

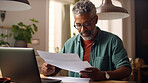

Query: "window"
<box><xmin>48</xmin><ymin>1</ymin><xmax>55</xmax><ymax>52</ymax></box>
<box><xmin>48</xmin><ymin>0</ymin><xmax>65</xmax><ymax>53</ymax></box>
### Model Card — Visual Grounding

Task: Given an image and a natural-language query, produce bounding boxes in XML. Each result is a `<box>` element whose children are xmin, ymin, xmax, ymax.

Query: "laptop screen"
<box><xmin>0</xmin><ymin>47</ymin><xmax>42</xmax><ymax>83</ymax></box>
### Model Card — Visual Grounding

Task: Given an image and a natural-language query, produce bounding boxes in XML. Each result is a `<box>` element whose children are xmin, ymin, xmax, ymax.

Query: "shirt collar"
<box><xmin>94</xmin><ymin>26</ymin><xmax>101</xmax><ymax>42</ymax></box>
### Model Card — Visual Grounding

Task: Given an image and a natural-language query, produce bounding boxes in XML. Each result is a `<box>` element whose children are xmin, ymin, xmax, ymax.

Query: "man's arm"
<box><xmin>80</xmin><ymin>66</ymin><xmax>131</xmax><ymax>81</ymax></box>
<box><xmin>105</xmin><ymin>66</ymin><xmax>131</xmax><ymax>80</ymax></box>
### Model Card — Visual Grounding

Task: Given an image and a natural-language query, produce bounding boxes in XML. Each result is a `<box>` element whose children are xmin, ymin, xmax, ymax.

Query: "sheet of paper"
<box><xmin>48</xmin><ymin>76</ymin><xmax>90</xmax><ymax>83</ymax></box>
<box><xmin>37</xmin><ymin>50</ymin><xmax>92</xmax><ymax>73</ymax></box>
<box><xmin>37</xmin><ymin>50</ymin><xmax>81</xmax><ymax>61</ymax></box>
<box><xmin>46</xmin><ymin>60</ymin><xmax>91</xmax><ymax>73</ymax></box>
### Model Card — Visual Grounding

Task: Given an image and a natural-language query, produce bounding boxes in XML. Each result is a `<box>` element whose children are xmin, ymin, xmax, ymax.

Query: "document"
<box><xmin>48</xmin><ymin>77</ymin><xmax>90</xmax><ymax>83</ymax></box>
<box><xmin>37</xmin><ymin>50</ymin><xmax>92</xmax><ymax>73</ymax></box>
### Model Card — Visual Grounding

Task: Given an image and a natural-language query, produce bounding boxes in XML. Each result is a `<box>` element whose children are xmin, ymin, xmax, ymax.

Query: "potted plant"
<box><xmin>0</xmin><ymin>33</ymin><xmax>12</xmax><ymax>47</ymax></box>
<box><xmin>12</xmin><ymin>19</ymin><xmax>39</xmax><ymax>47</ymax></box>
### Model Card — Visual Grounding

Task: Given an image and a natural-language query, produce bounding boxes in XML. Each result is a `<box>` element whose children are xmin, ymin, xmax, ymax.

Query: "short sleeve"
<box><xmin>111</xmin><ymin>35</ymin><xmax>131</xmax><ymax>70</ymax></box>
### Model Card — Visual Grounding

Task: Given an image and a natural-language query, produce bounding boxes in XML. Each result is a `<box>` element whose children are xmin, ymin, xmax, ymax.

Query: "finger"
<box><xmin>84</xmin><ymin>68</ymin><xmax>94</xmax><ymax>73</ymax></box>
<box><xmin>80</xmin><ymin>70</ymin><xmax>92</xmax><ymax>75</ymax></box>
<box><xmin>85</xmin><ymin>67</ymin><xmax>98</xmax><ymax>72</ymax></box>
<box><xmin>43</xmin><ymin>63</ymin><xmax>48</xmax><ymax>67</ymax></box>
<box><xmin>41</xmin><ymin>68</ymin><xmax>49</xmax><ymax>75</ymax></box>
<box><xmin>80</xmin><ymin>70</ymin><xmax>86</xmax><ymax>73</ymax></box>
<box><xmin>41</xmin><ymin>64</ymin><xmax>48</xmax><ymax>71</ymax></box>
<box><xmin>47</xmin><ymin>65</ymin><xmax>55</xmax><ymax>70</ymax></box>
<box><xmin>42</xmin><ymin>63</ymin><xmax>55</xmax><ymax>70</ymax></box>
<box><xmin>80</xmin><ymin>71</ymin><xmax>88</xmax><ymax>77</ymax></box>
<box><xmin>85</xmin><ymin>67</ymin><xmax>95</xmax><ymax>70</ymax></box>
<box><xmin>47</xmin><ymin>64</ymin><xmax>54</xmax><ymax>67</ymax></box>
<box><xmin>42</xmin><ymin>67</ymin><xmax>55</xmax><ymax>75</ymax></box>
<box><xmin>47</xmin><ymin>68</ymin><xmax>55</xmax><ymax>73</ymax></box>
<box><xmin>43</xmin><ymin>63</ymin><xmax>54</xmax><ymax>67</ymax></box>
<box><xmin>41</xmin><ymin>65</ymin><xmax>48</xmax><ymax>73</ymax></box>
<box><xmin>47</xmin><ymin>67</ymin><xmax>55</xmax><ymax>72</ymax></box>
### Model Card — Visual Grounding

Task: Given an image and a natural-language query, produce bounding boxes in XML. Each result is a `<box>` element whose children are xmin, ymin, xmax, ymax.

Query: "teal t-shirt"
<box><xmin>60</xmin><ymin>27</ymin><xmax>131</xmax><ymax>77</ymax></box>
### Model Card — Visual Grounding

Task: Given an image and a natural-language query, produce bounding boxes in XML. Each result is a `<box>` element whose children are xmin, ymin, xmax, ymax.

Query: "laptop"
<box><xmin>0</xmin><ymin>47</ymin><xmax>61</xmax><ymax>83</ymax></box>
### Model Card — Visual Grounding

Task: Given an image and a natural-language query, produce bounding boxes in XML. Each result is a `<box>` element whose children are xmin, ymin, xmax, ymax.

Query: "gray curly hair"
<box><xmin>72</xmin><ymin>0</ymin><xmax>96</xmax><ymax>17</ymax></box>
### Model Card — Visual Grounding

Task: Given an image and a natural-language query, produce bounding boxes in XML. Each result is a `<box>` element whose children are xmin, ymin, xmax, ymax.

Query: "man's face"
<box><xmin>74</xmin><ymin>13</ymin><xmax>97</xmax><ymax>40</ymax></box>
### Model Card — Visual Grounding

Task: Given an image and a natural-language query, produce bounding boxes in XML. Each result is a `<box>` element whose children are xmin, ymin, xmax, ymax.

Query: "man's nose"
<box><xmin>80</xmin><ymin>25</ymin><xmax>87</xmax><ymax>32</ymax></box>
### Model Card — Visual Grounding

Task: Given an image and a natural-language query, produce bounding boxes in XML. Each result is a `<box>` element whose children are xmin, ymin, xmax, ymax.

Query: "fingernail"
<box><xmin>87</xmin><ymin>71</ymin><xmax>92</xmax><ymax>73</ymax></box>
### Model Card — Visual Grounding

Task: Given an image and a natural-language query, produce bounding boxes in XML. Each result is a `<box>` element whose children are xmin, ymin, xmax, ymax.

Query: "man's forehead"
<box><xmin>74</xmin><ymin>13</ymin><xmax>92</xmax><ymax>21</ymax></box>
<box><xmin>74</xmin><ymin>13</ymin><xmax>91</xmax><ymax>17</ymax></box>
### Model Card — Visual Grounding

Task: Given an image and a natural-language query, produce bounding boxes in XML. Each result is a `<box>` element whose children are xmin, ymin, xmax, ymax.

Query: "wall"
<box><xmin>0</xmin><ymin>0</ymin><xmax>48</xmax><ymax>52</ymax></box>
<box><xmin>135</xmin><ymin>0</ymin><xmax>148</xmax><ymax>64</ymax></box>
<box><xmin>122</xmin><ymin>0</ymin><xmax>135</xmax><ymax>59</ymax></box>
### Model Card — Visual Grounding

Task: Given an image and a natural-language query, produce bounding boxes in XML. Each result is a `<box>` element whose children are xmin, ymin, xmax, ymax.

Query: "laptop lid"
<box><xmin>0</xmin><ymin>47</ymin><xmax>42</xmax><ymax>83</ymax></box>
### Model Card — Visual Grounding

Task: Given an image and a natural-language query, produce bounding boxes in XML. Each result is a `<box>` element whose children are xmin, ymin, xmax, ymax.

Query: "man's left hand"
<box><xmin>80</xmin><ymin>67</ymin><xmax>105</xmax><ymax>81</ymax></box>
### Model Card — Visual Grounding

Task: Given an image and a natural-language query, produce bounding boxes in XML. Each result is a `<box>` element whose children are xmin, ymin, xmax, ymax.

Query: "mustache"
<box><xmin>80</xmin><ymin>31</ymin><xmax>91</xmax><ymax>34</ymax></box>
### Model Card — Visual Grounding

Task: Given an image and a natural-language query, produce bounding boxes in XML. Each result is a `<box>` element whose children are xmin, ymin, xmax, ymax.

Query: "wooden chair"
<box><xmin>135</xmin><ymin>58</ymin><xmax>148</xmax><ymax>83</ymax></box>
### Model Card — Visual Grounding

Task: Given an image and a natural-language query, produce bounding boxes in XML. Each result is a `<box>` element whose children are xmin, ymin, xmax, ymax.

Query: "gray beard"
<box><xmin>81</xmin><ymin>34</ymin><xmax>93</xmax><ymax>40</ymax></box>
<box><xmin>80</xmin><ymin>27</ymin><xmax>96</xmax><ymax>40</ymax></box>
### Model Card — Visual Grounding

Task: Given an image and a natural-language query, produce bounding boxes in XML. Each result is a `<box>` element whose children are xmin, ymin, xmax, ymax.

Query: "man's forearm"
<box><xmin>106</xmin><ymin>66</ymin><xmax>131</xmax><ymax>80</ymax></box>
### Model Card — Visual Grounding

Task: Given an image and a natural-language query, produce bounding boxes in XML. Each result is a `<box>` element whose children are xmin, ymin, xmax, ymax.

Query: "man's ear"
<box><xmin>95</xmin><ymin>15</ymin><xmax>98</xmax><ymax>24</ymax></box>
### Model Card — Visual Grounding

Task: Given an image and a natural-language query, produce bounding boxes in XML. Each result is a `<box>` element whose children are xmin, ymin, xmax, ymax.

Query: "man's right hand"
<box><xmin>41</xmin><ymin>63</ymin><xmax>55</xmax><ymax>76</ymax></box>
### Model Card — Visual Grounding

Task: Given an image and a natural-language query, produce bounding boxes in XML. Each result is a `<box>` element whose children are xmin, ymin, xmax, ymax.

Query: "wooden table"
<box><xmin>40</xmin><ymin>74</ymin><xmax>135</xmax><ymax>83</ymax></box>
<box><xmin>89</xmin><ymin>81</ymin><xmax>135</xmax><ymax>83</ymax></box>
<box><xmin>0</xmin><ymin>74</ymin><xmax>135</xmax><ymax>83</ymax></box>
<box><xmin>60</xmin><ymin>81</ymin><xmax>135</xmax><ymax>83</ymax></box>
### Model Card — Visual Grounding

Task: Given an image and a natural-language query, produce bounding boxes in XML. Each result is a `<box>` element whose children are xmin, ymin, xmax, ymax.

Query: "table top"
<box><xmin>40</xmin><ymin>74</ymin><xmax>135</xmax><ymax>83</ymax></box>
<box><xmin>0</xmin><ymin>74</ymin><xmax>135</xmax><ymax>83</ymax></box>
<box><xmin>89</xmin><ymin>80</ymin><xmax>135</xmax><ymax>83</ymax></box>
<box><xmin>59</xmin><ymin>81</ymin><xmax>135</xmax><ymax>83</ymax></box>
